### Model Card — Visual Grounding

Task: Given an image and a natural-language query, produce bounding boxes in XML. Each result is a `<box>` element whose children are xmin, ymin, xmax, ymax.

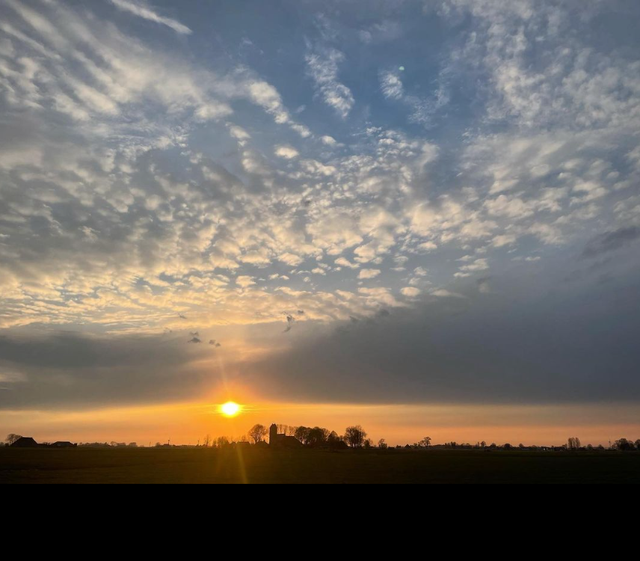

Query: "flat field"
<box><xmin>1</xmin><ymin>448</ymin><xmax>639</xmax><ymax>484</ymax></box>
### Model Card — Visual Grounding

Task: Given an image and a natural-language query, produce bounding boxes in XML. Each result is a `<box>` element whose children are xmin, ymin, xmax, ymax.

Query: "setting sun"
<box><xmin>220</xmin><ymin>402</ymin><xmax>242</xmax><ymax>418</ymax></box>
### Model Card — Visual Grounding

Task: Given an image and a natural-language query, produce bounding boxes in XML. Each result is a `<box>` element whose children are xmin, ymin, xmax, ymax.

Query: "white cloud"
<box><xmin>275</xmin><ymin>145</ymin><xmax>300</xmax><ymax>160</ymax></box>
<box><xmin>335</xmin><ymin>257</ymin><xmax>359</xmax><ymax>269</ymax></box>
<box><xmin>306</xmin><ymin>49</ymin><xmax>355</xmax><ymax>119</ymax></box>
<box><xmin>380</xmin><ymin>71</ymin><xmax>404</xmax><ymax>100</ymax></box>
<box><xmin>110</xmin><ymin>0</ymin><xmax>192</xmax><ymax>35</ymax></box>
<box><xmin>229</xmin><ymin>125</ymin><xmax>251</xmax><ymax>142</ymax></box>
<box><xmin>431</xmin><ymin>289</ymin><xmax>466</xmax><ymax>299</ymax></box>
<box><xmin>236</xmin><ymin>276</ymin><xmax>256</xmax><ymax>289</ymax></box>
<box><xmin>359</xmin><ymin>269</ymin><xmax>382</xmax><ymax>280</ymax></box>
<box><xmin>401</xmin><ymin>287</ymin><xmax>421</xmax><ymax>298</ymax></box>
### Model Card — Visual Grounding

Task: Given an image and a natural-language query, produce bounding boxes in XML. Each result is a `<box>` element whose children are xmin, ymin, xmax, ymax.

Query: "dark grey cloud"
<box><xmin>246</xmin><ymin>271</ymin><xmax>640</xmax><ymax>405</ymax></box>
<box><xmin>583</xmin><ymin>227</ymin><xmax>640</xmax><ymax>259</ymax></box>
<box><xmin>0</xmin><ymin>332</ymin><xmax>219</xmax><ymax>410</ymax></box>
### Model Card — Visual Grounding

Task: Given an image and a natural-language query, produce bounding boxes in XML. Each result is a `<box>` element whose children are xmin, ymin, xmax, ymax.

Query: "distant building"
<box><xmin>269</xmin><ymin>424</ymin><xmax>302</xmax><ymax>449</ymax></box>
<box><xmin>51</xmin><ymin>442</ymin><xmax>77</xmax><ymax>449</ymax></box>
<box><xmin>11</xmin><ymin>437</ymin><xmax>39</xmax><ymax>448</ymax></box>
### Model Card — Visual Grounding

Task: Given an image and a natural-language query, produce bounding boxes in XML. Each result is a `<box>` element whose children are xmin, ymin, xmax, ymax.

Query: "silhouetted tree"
<box><xmin>568</xmin><ymin>437</ymin><xmax>581</xmax><ymax>450</ymax></box>
<box><xmin>615</xmin><ymin>438</ymin><xmax>634</xmax><ymax>451</ymax></box>
<box><xmin>216</xmin><ymin>436</ymin><xmax>230</xmax><ymax>448</ymax></box>
<box><xmin>503</xmin><ymin>443</ymin><xmax>513</xmax><ymax>450</ymax></box>
<box><xmin>635</xmin><ymin>440</ymin><xmax>640</xmax><ymax>451</ymax></box>
<box><xmin>420</xmin><ymin>437</ymin><xmax>432</xmax><ymax>448</ymax></box>
<box><xmin>278</xmin><ymin>425</ymin><xmax>297</xmax><ymax>437</ymax></box>
<box><xmin>327</xmin><ymin>431</ymin><xmax>344</xmax><ymax>449</ymax></box>
<box><xmin>344</xmin><ymin>426</ymin><xmax>367</xmax><ymax>449</ymax></box>
<box><xmin>295</xmin><ymin>426</ymin><xmax>312</xmax><ymax>446</ymax></box>
<box><xmin>306</xmin><ymin>427</ymin><xmax>329</xmax><ymax>448</ymax></box>
<box><xmin>378</xmin><ymin>439</ymin><xmax>388</xmax><ymax>450</ymax></box>
<box><xmin>5</xmin><ymin>434</ymin><xmax>22</xmax><ymax>445</ymax></box>
<box><xmin>248</xmin><ymin>425</ymin><xmax>268</xmax><ymax>445</ymax></box>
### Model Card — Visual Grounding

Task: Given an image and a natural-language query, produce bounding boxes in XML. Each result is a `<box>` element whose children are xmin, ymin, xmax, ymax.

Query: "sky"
<box><xmin>1</xmin><ymin>0</ymin><xmax>639</xmax><ymax>446</ymax></box>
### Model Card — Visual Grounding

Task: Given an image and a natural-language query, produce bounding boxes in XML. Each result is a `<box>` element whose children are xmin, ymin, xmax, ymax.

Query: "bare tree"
<box><xmin>344</xmin><ymin>426</ymin><xmax>367</xmax><ymax>449</ymax></box>
<box><xmin>5</xmin><ymin>434</ymin><xmax>22</xmax><ymax>446</ymax></box>
<box><xmin>203</xmin><ymin>435</ymin><xmax>211</xmax><ymax>448</ymax></box>
<box><xmin>248</xmin><ymin>424</ymin><xmax>268</xmax><ymax>445</ymax></box>
<box><xmin>568</xmin><ymin>437</ymin><xmax>582</xmax><ymax>450</ymax></box>
<box><xmin>378</xmin><ymin>439</ymin><xmax>388</xmax><ymax>450</ymax></box>
<box><xmin>420</xmin><ymin>437</ymin><xmax>432</xmax><ymax>448</ymax></box>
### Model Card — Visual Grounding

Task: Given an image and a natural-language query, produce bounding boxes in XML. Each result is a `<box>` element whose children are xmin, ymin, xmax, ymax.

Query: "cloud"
<box><xmin>431</xmin><ymin>289</ymin><xmax>466</xmax><ymax>299</ymax></box>
<box><xmin>583</xmin><ymin>227</ymin><xmax>640</xmax><ymax>259</ymax></box>
<box><xmin>275</xmin><ymin>145</ymin><xmax>300</xmax><ymax>160</ymax></box>
<box><xmin>401</xmin><ymin>287</ymin><xmax>421</xmax><ymax>298</ymax></box>
<box><xmin>380</xmin><ymin>71</ymin><xmax>405</xmax><ymax>100</ymax></box>
<box><xmin>335</xmin><ymin>258</ymin><xmax>359</xmax><ymax>269</ymax></box>
<box><xmin>110</xmin><ymin>0</ymin><xmax>193</xmax><ymax>35</ymax></box>
<box><xmin>247</xmin><ymin>273</ymin><xmax>640</xmax><ymax>405</ymax></box>
<box><xmin>359</xmin><ymin>269</ymin><xmax>382</xmax><ymax>280</ymax></box>
<box><xmin>284</xmin><ymin>314</ymin><xmax>296</xmax><ymax>333</ymax></box>
<box><xmin>306</xmin><ymin>48</ymin><xmax>355</xmax><ymax>118</ymax></box>
<box><xmin>0</xmin><ymin>332</ymin><xmax>213</xmax><ymax>409</ymax></box>
<box><xmin>1</xmin><ymin>0</ymin><xmax>640</xmax><ymax>414</ymax></box>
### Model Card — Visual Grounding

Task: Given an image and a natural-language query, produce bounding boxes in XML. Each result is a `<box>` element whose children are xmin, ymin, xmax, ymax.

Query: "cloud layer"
<box><xmin>0</xmin><ymin>0</ymin><xmax>639</xmax><ymax>410</ymax></box>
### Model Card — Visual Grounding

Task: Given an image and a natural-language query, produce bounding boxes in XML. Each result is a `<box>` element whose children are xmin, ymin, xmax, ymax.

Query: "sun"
<box><xmin>220</xmin><ymin>402</ymin><xmax>242</xmax><ymax>418</ymax></box>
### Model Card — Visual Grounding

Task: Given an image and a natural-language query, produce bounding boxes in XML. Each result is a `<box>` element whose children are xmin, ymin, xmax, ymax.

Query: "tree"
<box><xmin>306</xmin><ymin>427</ymin><xmax>329</xmax><ymax>448</ymax></box>
<box><xmin>378</xmin><ymin>439</ymin><xmax>388</xmax><ymax>450</ymax></box>
<box><xmin>615</xmin><ymin>438</ymin><xmax>634</xmax><ymax>452</ymax></box>
<box><xmin>216</xmin><ymin>436</ymin><xmax>230</xmax><ymax>448</ymax></box>
<box><xmin>344</xmin><ymin>426</ymin><xmax>367</xmax><ymax>449</ymax></box>
<box><xmin>420</xmin><ymin>437</ymin><xmax>432</xmax><ymax>448</ymax></box>
<box><xmin>327</xmin><ymin>431</ymin><xmax>343</xmax><ymax>449</ymax></box>
<box><xmin>6</xmin><ymin>434</ymin><xmax>22</xmax><ymax>446</ymax></box>
<box><xmin>568</xmin><ymin>437</ymin><xmax>581</xmax><ymax>450</ymax></box>
<box><xmin>295</xmin><ymin>426</ymin><xmax>312</xmax><ymax>446</ymax></box>
<box><xmin>246</xmin><ymin>425</ymin><xmax>266</xmax><ymax>445</ymax></box>
<box><xmin>276</xmin><ymin>425</ymin><xmax>297</xmax><ymax>437</ymax></box>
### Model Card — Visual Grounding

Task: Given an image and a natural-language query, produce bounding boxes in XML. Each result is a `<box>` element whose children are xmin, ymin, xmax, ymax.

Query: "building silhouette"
<box><xmin>11</xmin><ymin>437</ymin><xmax>39</xmax><ymax>448</ymax></box>
<box><xmin>269</xmin><ymin>424</ymin><xmax>302</xmax><ymax>449</ymax></box>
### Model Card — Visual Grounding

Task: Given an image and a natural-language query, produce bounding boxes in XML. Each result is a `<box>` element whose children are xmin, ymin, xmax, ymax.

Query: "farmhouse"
<box><xmin>11</xmin><ymin>437</ymin><xmax>39</xmax><ymax>448</ymax></box>
<box><xmin>269</xmin><ymin>425</ymin><xmax>302</xmax><ymax>449</ymax></box>
<box><xmin>51</xmin><ymin>442</ymin><xmax>77</xmax><ymax>449</ymax></box>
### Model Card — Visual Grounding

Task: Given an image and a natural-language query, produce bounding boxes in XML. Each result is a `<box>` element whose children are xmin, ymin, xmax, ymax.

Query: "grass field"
<box><xmin>2</xmin><ymin>448</ymin><xmax>640</xmax><ymax>484</ymax></box>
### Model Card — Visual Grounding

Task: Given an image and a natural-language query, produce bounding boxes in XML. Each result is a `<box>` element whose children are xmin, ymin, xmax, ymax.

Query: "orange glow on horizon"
<box><xmin>2</xmin><ymin>400</ymin><xmax>639</xmax><ymax>448</ymax></box>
